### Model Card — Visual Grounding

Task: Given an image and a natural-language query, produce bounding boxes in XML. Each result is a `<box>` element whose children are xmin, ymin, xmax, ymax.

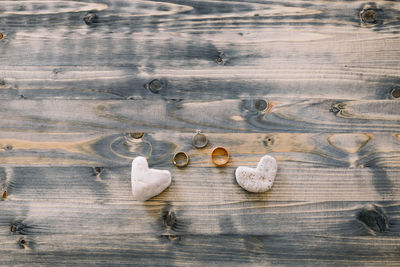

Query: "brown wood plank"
<box><xmin>0</xmin><ymin>132</ymin><xmax>399</xmax><ymax>168</ymax></box>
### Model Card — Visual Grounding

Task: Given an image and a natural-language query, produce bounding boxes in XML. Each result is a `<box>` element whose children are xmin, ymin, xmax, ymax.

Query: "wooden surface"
<box><xmin>0</xmin><ymin>0</ymin><xmax>399</xmax><ymax>265</ymax></box>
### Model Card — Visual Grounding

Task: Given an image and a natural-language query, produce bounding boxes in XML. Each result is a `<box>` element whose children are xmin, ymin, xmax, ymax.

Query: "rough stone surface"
<box><xmin>131</xmin><ymin>156</ymin><xmax>172</xmax><ymax>201</ymax></box>
<box><xmin>235</xmin><ymin>155</ymin><xmax>278</xmax><ymax>193</ymax></box>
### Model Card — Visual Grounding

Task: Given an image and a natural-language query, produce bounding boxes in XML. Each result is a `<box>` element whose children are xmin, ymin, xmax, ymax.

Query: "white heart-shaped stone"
<box><xmin>235</xmin><ymin>155</ymin><xmax>277</xmax><ymax>193</ymax></box>
<box><xmin>131</xmin><ymin>157</ymin><xmax>172</xmax><ymax>201</ymax></box>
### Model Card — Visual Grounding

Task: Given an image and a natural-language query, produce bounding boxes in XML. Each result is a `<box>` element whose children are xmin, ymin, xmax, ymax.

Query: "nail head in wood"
<box><xmin>0</xmin><ymin>33</ymin><xmax>3</xmax><ymax>40</ymax></box>
<box><xmin>263</xmin><ymin>136</ymin><xmax>274</xmax><ymax>146</ymax></box>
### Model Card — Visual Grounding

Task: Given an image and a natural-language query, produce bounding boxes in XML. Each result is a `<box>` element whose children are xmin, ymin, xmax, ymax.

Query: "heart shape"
<box><xmin>235</xmin><ymin>155</ymin><xmax>277</xmax><ymax>193</ymax></box>
<box><xmin>131</xmin><ymin>157</ymin><xmax>172</xmax><ymax>201</ymax></box>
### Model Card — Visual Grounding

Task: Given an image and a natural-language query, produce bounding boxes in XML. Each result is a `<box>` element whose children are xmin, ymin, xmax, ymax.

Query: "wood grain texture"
<box><xmin>1</xmin><ymin>166</ymin><xmax>399</xmax><ymax>264</ymax></box>
<box><xmin>0</xmin><ymin>0</ymin><xmax>399</xmax><ymax>99</ymax></box>
<box><xmin>0</xmin><ymin>0</ymin><xmax>399</xmax><ymax>265</ymax></box>
<box><xmin>1</xmin><ymin>131</ymin><xmax>399</xmax><ymax>265</ymax></box>
<box><xmin>1</xmin><ymin>233</ymin><xmax>399</xmax><ymax>266</ymax></box>
<box><xmin>0</xmin><ymin>165</ymin><xmax>399</xmax><ymax>203</ymax></box>
<box><xmin>0</xmin><ymin>132</ymin><xmax>399</xmax><ymax>168</ymax></box>
<box><xmin>0</xmin><ymin>99</ymin><xmax>398</xmax><ymax>133</ymax></box>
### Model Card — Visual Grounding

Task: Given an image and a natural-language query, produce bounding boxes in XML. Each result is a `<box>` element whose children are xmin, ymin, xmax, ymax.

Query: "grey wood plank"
<box><xmin>0</xmin><ymin>0</ymin><xmax>399</xmax><ymax>265</ymax></box>
<box><xmin>0</xmin><ymin>64</ymin><xmax>398</xmax><ymax>100</ymax></box>
<box><xmin>3</xmin><ymin>194</ymin><xmax>398</xmax><ymax>236</ymax></box>
<box><xmin>0</xmin><ymin>99</ymin><xmax>399</xmax><ymax>133</ymax></box>
<box><xmin>1</xmin><ymin>198</ymin><xmax>400</xmax><ymax>265</ymax></box>
<box><xmin>0</xmin><ymin>165</ymin><xmax>398</xmax><ymax>204</ymax></box>
<box><xmin>1</xmin><ymin>163</ymin><xmax>398</xmax><ymax>264</ymax></box>
<box><xmin>1</xmin><ymin>233</ymin><xmax>399</xmax><ymax>266</ymax></box>
<box><xmin>0</xmin><ymin>0</ymin><xmax>399</xmax><ymax>99</ymax></box>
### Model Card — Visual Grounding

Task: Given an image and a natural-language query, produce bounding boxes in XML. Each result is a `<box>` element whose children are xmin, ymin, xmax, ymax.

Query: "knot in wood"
<box><xmin>391</xmin><ymin>88</ymin><xmax>400</xmax><ymax>99</ymax></box>
<box><xmin>167</xmin><ymin>234</ymin><xmax>180</xmax><ymax>241</ymax></box>
<box><xmin>163</xmin><ymin>210</ymin><xmax>176</xmax><ymax>228</ymax></box>
<box><xmin>254</xmin><ymin>99</ymin><xmax>268</xmax><ymax>111</ymax></box>
<box><xmin>83</xmin><ymin>13</ymin><xmax>98</xmax><ymax>25</ymax></box>
<box><xmin>146</xmin><ymin>79</ymin><xmax>164</xmax><ymax>94</ymax></box>
<box><xmin>18</xmin><ymin>237</ymin><xmax>27</xmax><ymax>249</ymax></box>
<box><xmin>0</xmin><ymin>33</ymin><xmax>3</xmax><ymax>40</ymax></box>
<box><xmin>330</xmin><ymin>103</ymin><xmax>345</xmax><ymax>114</ymax></box>
<box><xmin>357</xmin><ymin>204</ymin><xmax>388</xmax><ymax>233</ymax></box>
<box><xmin>360</xmin><ymin>8</ymin><xmax>378</xmax><ymax>24</ymax></box>
<box><xmin>216</xmin><ymin>52</ymin><xmax>226</xmax><ymax>65</ymax></box>
<box><xmin>93</xmin><ymin>167</ymin><xmax>104</xmax><ymax>176</ymax></box>
<box><xmin>11</xmin><ymin>222</ymin><xmax>22</xmax><ymax>233</ymax></box>
<box><xmin>3</xmin><ymin>145</ymin><xmax>13</xmax><ymax>151</ymax></box>
<box><xmin>10</xmin><ymin>221</ymin><xmax>30</xmax><ymax>235</ymax></box>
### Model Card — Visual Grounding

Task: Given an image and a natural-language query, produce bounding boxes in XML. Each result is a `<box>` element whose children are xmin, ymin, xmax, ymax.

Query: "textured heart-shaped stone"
<box><xmin>131</xmin><ymin>157</ymin><xmax>171</xmax><ymax>201</ymax></box>
<box><xmin>235</xmin><ymin>155</ymin><xmax>277</xmax><ymax>193</ymax></box>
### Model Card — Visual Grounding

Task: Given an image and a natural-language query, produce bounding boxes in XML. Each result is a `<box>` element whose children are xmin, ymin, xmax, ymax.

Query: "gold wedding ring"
<box><xmin>211</xmin><ymin>147</ymin><xmax>229</xmax><ymax>167</ymax></box>
<box><xmin>173</xmin><ymin>151</ymin><xmax>189</xmax><ymax>167</ymax></box>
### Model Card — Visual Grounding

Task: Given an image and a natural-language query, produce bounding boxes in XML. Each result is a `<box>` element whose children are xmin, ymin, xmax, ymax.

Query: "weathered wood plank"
<box><xmin>1</xmin><ymin>233</ymin><xmax>399</xmax><ymax>266</ymax></box>
<box><xmin>1</xmin><ymin>199</ymin><xmax>399</xmax><ymax>265</ymax></box>
<box><xmin>0</xmin><ymin>99</ymin><xmax>399</xmax><ymax>133</ymax></box>
<box><xmin>0</xmin><ymin>0</ymin><xmax>399</xmax><ymax>99</ymax></box>
<box><xmin>0</xmin><ymin>64</ymin><xmax>398</xmax><ymax>100</ymax></box>
<box><xmin>1</xmin><ymin>162</ymin><xmax>399</xmax><ymax>264</ymax></box>
<box><xmin>3</xmin><ymin>196</ymin><xmax>398</xmax><ymax>236</ymax></box>
<box><xmin>0</xmin><ymin>0</ymin><xmax>399</xmax><ymax>265</ymax></box>
<box><xmin>0</xmin><ymin>165</ymin><xmax>398</xmax><ymax>203</ymax></box>
<box><xmin>0</xmin><ymin>132</ymin><xmax>399</xmax><ymax>168</ymax></box>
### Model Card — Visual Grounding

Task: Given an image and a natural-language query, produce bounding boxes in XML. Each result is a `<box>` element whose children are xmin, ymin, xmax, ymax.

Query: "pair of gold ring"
<box><xmin>172</xmin><ymin>147</ymin><xmax>229</xmax><ymax>168</ymax></box>
<box><xmin>192</xmin><ymin>130</ymin><xmax>229</xmax><ymax>166</ymax></box>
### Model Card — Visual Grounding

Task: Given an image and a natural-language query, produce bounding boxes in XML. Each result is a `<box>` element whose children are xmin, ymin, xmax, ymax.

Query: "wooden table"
<box><xmin>1</xmin><ymin>0</ymin><xmax>399</xmax><ymax>265</ymax></box>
